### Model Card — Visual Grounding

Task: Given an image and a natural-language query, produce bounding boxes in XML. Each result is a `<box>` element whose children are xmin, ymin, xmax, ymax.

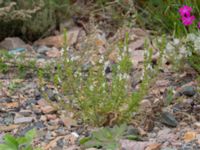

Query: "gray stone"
<box><xmin>0</xmin><ymin>37</ymin><xmax>26</xmax><ymax>50</ymax></box>
<box><xmin>14</xmin><ymin>117</ymin><xmax>34</xmax><ymax>124</ymax></box>
<box><xmin>0</xmin><ymin>97</ymin><xmax>12</xmax><ymax>103</ymax></box>
<box><xmin>126</xmin><ymin>126</ymin><xmax>140</xmax><ymax>136</ymax></box>
<box><xmin>181</xmin><ymin>86</ymin><xmax>196</xmax><ymax>97</ymax></box>
<box><xmin>35</xmin><ymin>45</ymin><xmax>51</xmax><ymax>54</ymax></box>
<box><xmin>161</xmin><ymin>111</ymin><xmax>178</xmax><ymax>127</ymax></box>
<box><xmin>4</xmin><ymin>114</ymin><xmax>14</xmax><ymax>125</ymax></box>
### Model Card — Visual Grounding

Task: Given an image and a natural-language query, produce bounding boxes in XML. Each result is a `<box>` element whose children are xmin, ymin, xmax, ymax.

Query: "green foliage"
<box><xmin>80</xmin><ymin>124</ymin><xmax>128</xmax><ymax>150</ymax></box>
<box><xmin>166</xmin><ymin>87</ymin><xmax>174</xmax><ymax>106</ymax></box>
<box><xmin>0</xmin><ymin>50</ymin><xmax>13</xmax><ymax>73</ymax></box>
<box><xmin>0</xmin><ymin>129</ymin><xmax>41</xmax><ymax>150</ymax></box>
<box><xmin>188</xmin><ymin>53</ymin><xmax>200</xmax><ymax>73</ymax></box>
<box><xmin>0</xmin><ymin>50</ymin><xmax>37</xmax><ymax>78</ymax></box>
<box><xmin>36</xmin><ymin>32</ymin><xmax>167</xmax><ymax>126</ymax></box>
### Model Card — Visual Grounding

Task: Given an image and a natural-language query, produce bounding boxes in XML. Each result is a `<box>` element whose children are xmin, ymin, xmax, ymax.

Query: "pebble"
<box><xmin>35</xmin><ymin>45</ymin><xmax>51</xmax><ymax>54</ymax></box>
<box><xmin>41</xmin><ymin>105</ymin><xmax>56</xmax><ymax>114</ymax></box>
<box><xmin>183</xmin><ymin>131</ymin><xmax>196</xmax><ymax>142</ymax></box>
<box><xmin>180</xmin><ymin>86</ymin><xmax>196</xmax><ymax>97</ymax></box>
<box><xmin>126</xmin><ymin>126</ymin><xmax>140</xmax><ymax>136</ymax></box>
<box><xmin>14</xmin><ymin>117</ymin><xmax>34</xmax><ymax>124</ymax></box>
<box><xmin>161</xmin><ymin>111</ymin><xmax>178</xmax><ymax>127</ymax></box>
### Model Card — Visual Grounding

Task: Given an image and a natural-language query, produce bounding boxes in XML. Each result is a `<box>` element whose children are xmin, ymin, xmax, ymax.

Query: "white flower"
<box><xmin>118</xmin><ymin>73</ymin><xmax>123</xmax><ymax>81</ymax></box>
<box><xmin>99</xmin><ymin>55</ymin><xmax>104</xmax><ymax>64</ymax></box>
<box><xmin>123</xmin><ymin>73</ymin><xmax>129</xmax><ymax>80</ymax></box>
<box><xmin>194</xmin><ymin>37</ymin><xmax>200</xmax><ymax>53</ymax></box>
<box><xmin>179</xmin><ymin>46</ymin><xmax>187</xmax><ymax>55</ymax></box>
<box><xmin>117</xmin><ymin>56</ymin><xmax>122</xmax><ymax>61</ymax></box>
<box><xmin>173</xmin><ymin>38</ymin><xmax>180</xmax><ymax>46</ymax></box>
<box><xmin>165</xmin><ymin>43</ymin><xmax>174</xmax><ymax>53</ymax></box>
<box><xmin>187</xmin><ymin>33</ymin><xmax>196</xmax><ymax>42</ymax></box>
<box><xmin>89</xmin><ymin>85</ymin><xmax>94</xmax><ymax>91</ymax></box>
<box><xmin>102</xmin><ymin>83</ymin><xmax>106</xmax><ymax>88</ymax></box>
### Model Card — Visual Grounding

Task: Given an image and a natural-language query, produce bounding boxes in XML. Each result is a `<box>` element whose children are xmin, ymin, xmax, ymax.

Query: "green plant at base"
<box><xmin>0</xmin><ymin>129</ymin><xmax>41</xmax><ymax>150</ymax></box>
<box><xmin>80</xmin><ymin>124</ymin><xmax>127</xmax><ymax>150</ymax></box>
<box><xmin>0</xmin><ymin>50</ymin><xmax>13</xmax><ymax>74</ymax></box>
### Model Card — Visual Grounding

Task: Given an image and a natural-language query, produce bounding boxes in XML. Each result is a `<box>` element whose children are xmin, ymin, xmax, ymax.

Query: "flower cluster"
<box><xmin>179</xmin><ymin>5</ymin><xmax>200</xmax><ymax>28</ymax></box>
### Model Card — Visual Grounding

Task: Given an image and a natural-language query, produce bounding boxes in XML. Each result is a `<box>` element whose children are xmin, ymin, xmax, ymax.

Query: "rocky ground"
<box><xmin>0</xmin><ymin>25</ymin><xmax>200</xmax><ymax>150</ymax></box>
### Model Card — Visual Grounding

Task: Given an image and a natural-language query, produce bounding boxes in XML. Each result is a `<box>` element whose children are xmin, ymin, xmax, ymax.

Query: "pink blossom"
<box><xmin>179</xmin><ymin>5</ymin><xmax>192</xmax><ymax>17</ymax></box>
<box><xmin>181</xmin><ymin>16</ymin><xmax>195</xmax><ymax>26</ymax></box>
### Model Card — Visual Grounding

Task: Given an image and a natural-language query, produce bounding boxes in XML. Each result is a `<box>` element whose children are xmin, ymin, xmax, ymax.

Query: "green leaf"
<box><xmin>3</xmin><ymin>134</ymin><xmax>18</xmax><ymax>150</ymax></box>
<box><xmin>79</xmin><ymin>137</ymin><xmax>91</xmax><ymax>145</ymax></box>
<box><xmin>17</xmin><ymin>137</ymin><xmax>29</xmax><ymax>145</ymax></box>
<box><xmin>25</xmin><ymin>129</ymin><xmax>36</xmax><ymax>141</ymax></box>
<box><xmin>0</xmin><ymin>144</ymin><xmax>15</xmax><ymax>150</ymax></box>
<box><xmin>125</xmin><ymin>135</ymin><xmax>140</xmax><ymax>141</ymax></box>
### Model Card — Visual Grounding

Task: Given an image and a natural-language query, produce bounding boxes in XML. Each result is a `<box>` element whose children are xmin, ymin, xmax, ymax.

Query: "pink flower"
<box><xmin>179</xmin><ymin>5</ymin><xmax>192</xmax><ymax>17</ymax></box>
<box><xmin>198</xmin><ymin>22</ymin><xmax>200</xmax><ymax>29</ymax></box>
<box><xmin>181</xmin><ymin>15</ymin><xmax>195</xmax><ymax>26</ymax></box>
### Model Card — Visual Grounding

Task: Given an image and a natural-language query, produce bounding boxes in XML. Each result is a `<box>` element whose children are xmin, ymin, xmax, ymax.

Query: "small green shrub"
<box><xmin>0</xmin><ymin>129</ymin><xmax>41</xmax><ymax>150</ymax></box>
<box><xmin>37</xmin><ymin>31</ymin><xmax>167</xmax><ymax>126</ymax></box>
<box><xmin>80</xmin><ymin>124</ymin><xmax>129</xmax><ymax>150</ymax></box>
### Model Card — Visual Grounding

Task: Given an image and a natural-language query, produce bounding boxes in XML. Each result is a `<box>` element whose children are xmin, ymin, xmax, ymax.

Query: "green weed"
<box><xmin>0</xmin><ymin>129</ymin><xmax>41</xmax><ymax>150</ymax></box>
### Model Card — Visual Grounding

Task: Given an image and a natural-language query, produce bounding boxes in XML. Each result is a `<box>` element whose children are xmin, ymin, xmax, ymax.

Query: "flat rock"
<box><xmin>160</xmin><ymin>111</ymin><xmax>178</xmax><ymax>127</ymax></box>
<box><xmin>120</xmin><ymin>140</ymin><xmax>152</xmax><ymax>150</ymax></box>
<box><xmin>14</xmin><ymin>117</ymin><xmax>34</xmax><ymax>124</ymax></box>
<box><xmin>41</xmin><ymin>106</ymin><xmax>56</xmax><ymax>114</ymax></box>
<box><xmin>0</xmin><ymin>37</ymin><xmax>26</xmax><ymax>50</ymax></box>
<box><xmin>34</xmin><ymin>35</ymin><xmax>64</xmax><ymax>48</ymax></box>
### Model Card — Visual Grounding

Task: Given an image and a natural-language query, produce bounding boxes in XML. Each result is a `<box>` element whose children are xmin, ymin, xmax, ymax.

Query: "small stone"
<box><xmin>46</xmin><ymin>114</ymin><xmax>57</xmax><ymax>120</ymax></box>
<box><xmin>45</xmin><ymin>131</ymin><xmax>54</xmax><ymax>140</ymax></box>
<box><xmin>35</xmin><ymin>45</ymin><xmax>51</xmax><ymax>54</ymax></box>
<box><xmin>71</xmin><ymin>132</ymin><xmax>79</xmax><ymax>138</ymax></box>
<box><xmin>37</xmin><ymin>99</ymin><xmax>56</xmax><ymax>114</ymax></box>
<box><xmin>126</xmin><ymin>126</ymin><xmax>140</xmax><ymax>136</ymax></box>
<box><xmin>14</xmin><ymin>117</ymin><xmax>34</xmax><ymax>124</ymax></box>
<box><xmin>61</xmin><ymin>117</ymin><xmax>77</xmax><ymax>128</ymax></box>
<box><xmin>46</xmin><ymin>89</ymin><xmax>57</xmax><ymax>101</ymax></box>
<box><xmin>19</xmin><ymin>110</ymin><xmax>32</xmax><ymax>117</ymax></box>
<box><xmin>46</xmin><ymin>47</ymin><xmax>61</xmax><ymax>58</ymax></box>
<box><xmin>180</xmin><ymin>86</ymin><xmax>196</xmax><ymax>97</ymax></box>
<box><xmin>40</xmin><ymin>115</ymin><xmax>47</xmax><ymax>121</ymax></box>
<box><xmin>183</xmin><ymin>131</ymin><xmax>196</xmax><ymax>142</ymax></box>
<box><xmin>194</xmin><ymin>122</ymin><xmax>200</xmax><ymax>128</ymax></box>
<box><xmin>41</xmin><ymin>106</ymin><xmax>56</xmax><ymax>114</ymax></box>
<box><xmin>145</xmin><ymin>143</ymin><xmax>161</xmax><ymax>150</ymax></box>
<box><xmin>64</xmin><ymin>133</ymin><xmax>79</xmax><ymax>145</ymax></box>
<box><xmin>161</xmin><ymin>111</ymin><xmax>178</xmax><ymax>127</ymax></box>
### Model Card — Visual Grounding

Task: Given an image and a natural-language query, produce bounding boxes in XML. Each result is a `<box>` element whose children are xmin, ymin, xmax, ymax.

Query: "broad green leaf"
<box><xmin>25</xmin><ymin>129</ymin><xmax>36</xmax><ymax>143</ymax></box>
<box><xmin>125</xmin><ymin>135</ymin><xmax>140</xmax><ymax>141</ymax></box>
<box><xmin>17</xmin><ymin>137</ymin><xmax>29</xmax><ymax>145</ymax></box>
<box><xmin>79</xmin><ymin>137</ymin><xmax>91</xmax><ymax>145</ymax></box>
<box><xmin>0</xmin><ymin>144</ymin><xmax>15</xmax><ymax>150</ymax></box>
<box><xmin>3</xmin><ymin>134</ymin><xmax>18</xmax><ymax>150</ymax></box>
